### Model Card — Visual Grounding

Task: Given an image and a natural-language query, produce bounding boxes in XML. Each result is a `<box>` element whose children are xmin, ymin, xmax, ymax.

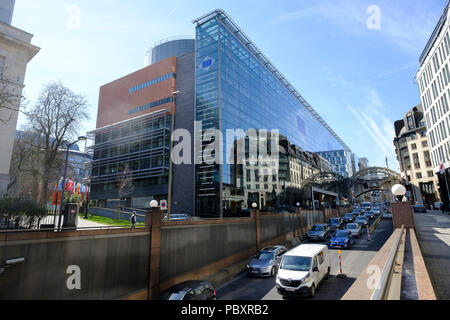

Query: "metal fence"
<box><xmin>0</xmin><ymin>209</ymin><xmax>57</xmax><ymax>231</ymax></box>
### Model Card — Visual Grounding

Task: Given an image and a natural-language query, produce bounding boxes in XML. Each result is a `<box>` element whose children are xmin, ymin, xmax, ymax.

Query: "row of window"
<box><xmin>92</xmin><ymin>155</ymin><xmax>169</xmax><ymax>177</ymax></box>
<box><xmin>93</xmin><ymin>136</ymin><xmax>170</xmax><ymax>160</ymax></box>
<box><xmin>91</xmin><ymin>175</ymin><xmax>169</xmax><ymax>193</ymax></box>
<box><xmin>128</xmin><ymin>97</ymin><xmax>173</xmax><ymax>115</ymax></box>
<box><xmin>129</xmin><ymin>73</ymin><xmax>175</xmax><ymax>94</ymax></box>
<box><xmin>94</xmin><ymin>116</ymin><xmax>170</xmax><ymax>144</ymax></box>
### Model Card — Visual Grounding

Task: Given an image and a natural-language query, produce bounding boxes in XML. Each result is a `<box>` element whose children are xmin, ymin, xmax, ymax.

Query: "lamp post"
<box><xmin>391</xmin><ymin>184</ymin><xmax>407</xmax><ymax>203</ymax></box>
<box><xmin>167</xmin><ymin>90</ymin><xmax>180</xmax><ymax>221</ymax></box>
<box><xmin>57</xmin><ymin>136</ymin><xmax>87</xmax><ymax>231</ymax></box>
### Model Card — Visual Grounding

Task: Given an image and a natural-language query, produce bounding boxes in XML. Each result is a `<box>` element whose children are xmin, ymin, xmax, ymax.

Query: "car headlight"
<box><xmin>303</xmin><ymin>273</ymin><xmax>311</xmax><ymax>282</ymax></box>
<box><xmin>246</xmin><ymin>264</ymin><xmax>250</xmax><ymax>269</ymax></box>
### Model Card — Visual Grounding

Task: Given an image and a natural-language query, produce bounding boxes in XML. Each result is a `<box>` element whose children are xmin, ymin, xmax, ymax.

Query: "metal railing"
<box><xmin>371</xmin><ymin>225</ymin><xmax>405</xmax><ymax>300</ymax></box>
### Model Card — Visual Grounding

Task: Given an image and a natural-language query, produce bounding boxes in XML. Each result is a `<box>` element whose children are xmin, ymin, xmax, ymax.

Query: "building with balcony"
<box><xmin>393</xmin><ymin>104</ymin><xmax>440</xmax><ymax>205</ymax></box>
<box><xmin>416</xmin><ymin>2</ymin><xmax>450</xmax><ymax>208</ymax></box>
<box><xmin>0</xmin><ymin>0</ymin><xmax>39</xmax><ymax>196</ymax></box>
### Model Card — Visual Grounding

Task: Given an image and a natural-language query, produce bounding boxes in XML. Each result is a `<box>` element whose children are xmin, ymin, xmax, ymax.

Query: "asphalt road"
<box><xmin>217</xmin><ymin>217</ymin><xmax>394</xmax><ymax>300</ymax></box>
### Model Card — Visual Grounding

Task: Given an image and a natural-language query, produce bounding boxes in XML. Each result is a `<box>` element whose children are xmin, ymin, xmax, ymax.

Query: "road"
<box><xmin>217</xmin><ymin>217</ymin><xmax>394</xmax><ymax>300</ymax></box>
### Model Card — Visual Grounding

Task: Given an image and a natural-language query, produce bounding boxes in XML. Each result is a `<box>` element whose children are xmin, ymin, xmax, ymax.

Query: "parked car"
<box><xmin>382</xmin><ymin>211</ymin><xmax>393</xmax><ymax>219</ymax></box>
<box><xmin>308</xmin><ymin>224</ymin><xmax>330</xmax><ymax>242</ymax></box>
<box><xmin>355</xmin><ymin>216</ymin><xmax>369</xmax><ymax>228</ymax></box>
<box><xmin>328</xmin><ymin>230</ymin><xmax>355</xmax><ymax>249</ymax></box>
<box><xmin>276</xmin><ymin>244</ymin><xmax>331</xmax><ymax>298</ymax></box>
<box><xmin>246</xmin><ymin>245</ymin><xmax>287</xmax><ymax>277</ymax></box>
<box><xmin>327</xmin><ymin>217</ymin><xmax>342</xmax><ymax>232</ymax></box>
<box><xmin>342</xmin><ymin>213</ymin><xmax>354</xmax><ymax>223</ymax></box>
<box><xmin>346</xmin><ymin>223</ymin><xmax>362</xmax><ymax>238</ymax></box>
<box><xmin>413</xmin><ymin>205</ymin><xmax>427</xmax><ymax>213</ymax></box>
<box><xmin>158</xmin><ymin>280</ymin><xmax>216</xmax><ymax>300</ymax></box>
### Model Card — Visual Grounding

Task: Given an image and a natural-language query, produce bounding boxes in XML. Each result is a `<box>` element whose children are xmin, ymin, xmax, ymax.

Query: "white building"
<box><xmin>0</xmin><ymin>1</ymin><xmax>40</xmax><ymax>196</ymax></box>
<box><xmin>416</xmin><ymin>3</ymin><xmax>450</xmax><ymax>207</ymax></box>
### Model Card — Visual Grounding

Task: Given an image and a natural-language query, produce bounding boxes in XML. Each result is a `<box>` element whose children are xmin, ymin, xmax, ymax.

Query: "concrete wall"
<box><xmin>160</xmin><ymin>220</ymin><xmax>256</xmax><ymax>283</ymax></box>
<box><xmin>0</xmin><ymin>229</ymin><xmax>150</xmax><ymax>300</ymax></box>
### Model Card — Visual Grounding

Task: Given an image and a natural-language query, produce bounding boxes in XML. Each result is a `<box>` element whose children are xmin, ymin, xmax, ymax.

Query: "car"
<box><xmin>382</xmin><ymin>211</ymin><xmax>393</xmax><ymax>219</ymax></box>
<box><xmin>372</xmin><ymin>208</ymin><xmax>381</xmax><ymax>216</ymax></box>
<box><xmin>308</xmin><ymin>224</ymin><xmax>330</xmax><ymax>242</ymax></box>
<box><xmin>355</xmin><ymin>216</ymin><xmax>369</xmax><ymax>228</ymax></box>
<box><xmin>246</xmin><ymin>245</ymin><xmax>287</xmax><ymax>277</ymax></box>
<box><xmin>158</xmin><ymin>280</ymin><xmax>216</xmax><ymax>300</ymax></box>
<box><xmin>276</xmin><ymin>244</ymin><xmax>331</xmax><ymax>298</ymax></box>
<box><xmin>364</xmin><ymin>211</ymin><xmax>375</xmax><ymax>220</ymax></box>
<box><xmin>327</xmin><ymin>217</ymin><xmax>342</xmax><ymax>232</ymax></box>
<box><xmin>342</xmin><ymin>213</ymin><xmax>354</xmax><ymax>223</ymax></box>
<box><xmin>328</xmin><ymin>230</ymin><xmax>355</xmax><ymax>249</ymax></box>
<box><xmin>351</xmin><ymin>211</ymin><xmax>360</xmax><ymax>219</ymax></box>
<box><xmin>346</xmin><ymin>223</ymin><xmax>362</xmax><ymax>238</ymax></box>
<box><xmin>413</xmin><ymin>205</ymin><xmax>427</xmax><ymax>213</ymax></box>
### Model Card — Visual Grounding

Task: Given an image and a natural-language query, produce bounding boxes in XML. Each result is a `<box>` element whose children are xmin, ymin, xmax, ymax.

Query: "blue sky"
<box><xmin>12</xmin><ymin>0</ymin><xmax>448</xmax><ymax>171</ymax></box>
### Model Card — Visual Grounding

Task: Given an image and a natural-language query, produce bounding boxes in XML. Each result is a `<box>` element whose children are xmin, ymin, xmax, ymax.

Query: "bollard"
<box><xmin>337</xmin><ymin>249</ymin><xmax>346</xmax><ymax>278</ymax></box>
<box><xmin>366</xmin><ymin>225</ymin><xmax>371</xmax><ymax>241</ymax></box>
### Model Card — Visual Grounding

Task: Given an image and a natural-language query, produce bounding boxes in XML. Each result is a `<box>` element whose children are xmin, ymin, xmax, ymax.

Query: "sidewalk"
<box><xmin>413</xmin><ymin>210</ymin><xmax>450</xmax><ymax>300</ymax></box>
<box><xmin>77</xmin><ymin>217</ymin><xmax>109</xmax><ymax>229</ymax></box>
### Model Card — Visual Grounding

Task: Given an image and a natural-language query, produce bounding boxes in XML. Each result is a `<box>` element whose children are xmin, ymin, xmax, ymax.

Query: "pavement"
<box><xmin>413</xmin><ymin>210</ymin><xmax>450</xmax><ymax>300</ymax></box>
<box><xmin>217</xmin><ymin>216</ymin><xmax>394</xmax><ymax>300</ymax></box>
<box><xmin>76</xmin><ymin>217</ymin><xmax>108</xmax><ymax>229</ymax></box>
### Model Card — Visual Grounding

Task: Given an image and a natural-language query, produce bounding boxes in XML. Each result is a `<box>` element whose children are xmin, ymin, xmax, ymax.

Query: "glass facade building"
<box><xmin>193</xmin><ymin>10</ymin><xmax>350</xmax><ymax>218</ymax></box>
<box><xmin>316</xmin><ymin>150</ymin><xmax>353</xmax><ymax>178</ymax></box>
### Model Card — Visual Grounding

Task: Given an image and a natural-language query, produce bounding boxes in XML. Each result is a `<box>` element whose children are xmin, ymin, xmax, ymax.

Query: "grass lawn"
<box><xmin>80</xmin><ymin>214</ymin><xmax>146</xmax><ymax>227</ymax></box>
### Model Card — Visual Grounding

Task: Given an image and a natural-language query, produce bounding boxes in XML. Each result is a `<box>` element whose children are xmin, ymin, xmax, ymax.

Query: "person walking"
<box><xmin>130</xmin><ymin>211</ymin><xmax>137</xmax><ymax>228</ymax></box>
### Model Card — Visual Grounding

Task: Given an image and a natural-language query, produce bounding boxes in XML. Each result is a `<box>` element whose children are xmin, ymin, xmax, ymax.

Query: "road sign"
<box><xmin>440</xmin><ymin>163</ymin><xmax>445</xmax><ymax>175</ymax></box>
<box><xmin>160</xmin><ymin>200</ymin><xmax>167</xmax><ymax>211</ymax></box>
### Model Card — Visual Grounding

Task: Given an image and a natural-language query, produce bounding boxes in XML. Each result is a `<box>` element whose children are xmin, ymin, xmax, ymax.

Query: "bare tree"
<box><xmin>24</xmin><ymin>81</ymin><xmax>89</xmax><ymax>205</ymax></box>
<box><xmin>0</xmin><ymin>70</ymin><xmax>25</xmax><ymax>124</ymax></box>
<box><xmin>117</xmin><ymin>165</ymin><xmax>134</xmax><ymax>220</ymax></box>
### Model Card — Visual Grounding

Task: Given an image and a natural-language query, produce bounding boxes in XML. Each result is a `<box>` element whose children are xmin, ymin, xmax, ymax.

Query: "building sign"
<box><xmin>201</xmin><ymin>56</ymin><xmax>215</xmax><ymax>71</ymax></box>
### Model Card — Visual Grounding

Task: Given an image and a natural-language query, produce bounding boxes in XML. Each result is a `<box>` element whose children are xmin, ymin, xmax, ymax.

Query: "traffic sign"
<box><xmin>440</xmin><ymin>163</ymin><xmax>445</xmax><ymax>175</ymax></box>
<box><xmin>160</xmin><ymin>200</ymin><xmax>167</xmax><ymax>211</ymax></box>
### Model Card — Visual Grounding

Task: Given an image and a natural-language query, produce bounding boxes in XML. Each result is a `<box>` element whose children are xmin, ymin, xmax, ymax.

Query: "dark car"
<box><xmin>342</xmin><ymin>213</ymin><xmax>354</xmax><ymax>223</ymax></box>
<box><xmin>355</xmin><ymin>216</ymin><xmax>369</xmax><ymax>228</ymax></box>
<box><xmin>328</xmin><ymin>230</ymin><xmax>355</xmax><ymax>249</ymax></box>
<box><xmin>308</xmin><ymin>224</ymin><xmax>330</xmax><ymax>241</ymax></box>
<box><xmin>327</xmin><ymin>217</ymin><xmax>343</xmax><ymax>232</ymax></box>
<box><xmin>413</xmin><ymin>205</ymin><xmax>427</xmax><ymax>213</ymax></box>
<box><xmin>158</xmin><ymin>280</ymin><xmax>216</xmax><ymax>300</ymax></box>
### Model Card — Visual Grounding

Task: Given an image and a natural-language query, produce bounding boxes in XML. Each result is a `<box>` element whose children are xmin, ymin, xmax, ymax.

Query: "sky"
<box><xmin>11</xmin><ymin>0</ymin><xmax>449</xmax><ymax>172</ymax></box>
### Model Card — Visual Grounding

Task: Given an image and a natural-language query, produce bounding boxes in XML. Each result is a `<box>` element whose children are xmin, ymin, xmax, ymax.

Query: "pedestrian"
<box><xmin>130</xmin><ymin>211</ymin><xmax>137</xmax><ymax>228</ymax></box>
<box><xmin>430</xmin><ymin>204</ymin><xmax>434</xmax><ymax>211</ymax></box>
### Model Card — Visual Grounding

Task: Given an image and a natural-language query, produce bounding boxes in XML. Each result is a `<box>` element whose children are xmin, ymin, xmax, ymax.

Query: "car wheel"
<box><xmin>271</xmin><ymin>266</ymin><xmax>276</xmax><ymax>277</ymax></box>
<box><xmin>310</xmin><ymin>284</ymin><xmax>316</xmax><ymax>298</ymax></box>
<box><xmin>325</xmin><ymin>268</ymin><xmax>330</xmax><ymax>280</ymax></box>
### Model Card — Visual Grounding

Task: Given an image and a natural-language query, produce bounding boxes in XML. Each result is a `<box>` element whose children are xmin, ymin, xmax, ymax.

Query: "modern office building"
<box><xmin>394</xmin><ymin>104</ymin><xmax>440</xmax><ymax>205</ymax></box>
<box><xmin>89</xmin><ymin>9</ymin><xmax>351</xmax><ymax>217</ymax></box>
<box><xmin>416</xmin><ymin>2</ymin><xmax>450</xmax><ymax>208</ymax></box>
<box><xmin>0</xmin><ymin>1</ymin><xmax>39</xmax><ymax>196</ymax></box>
<box><xmin>144</xmin><ymin>36</ymin><xmax>195</xmax><ymax>67</ymax></box>
<box><xmin>315</xmin><ymin>149</ymin><xmax>353</xmax><ymax>178</ymax></box>
<box><xmin>193</xmin><ymin>10</ymin><xmax>350</xmax><ymax>218</ymax></box>
<box><xmin>88</xmin><ymin>39</ymin><xmax>195</xmax><ymax>213</ymax></box>
<box><xmin>358</xmin><ymin>157</ymin><xmax>369</xmax><ymax>171</ymax></box>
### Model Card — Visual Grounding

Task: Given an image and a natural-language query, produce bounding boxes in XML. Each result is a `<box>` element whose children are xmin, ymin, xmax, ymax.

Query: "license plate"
<box><xmin>252</xmin><ymin>271</ymin><xmax>259</xmax><ymax>273</ymax></box>
<box><xmin>286</xmin><ymin>287</ymin><xmax>295</xmax><ymax>292</ymax></box>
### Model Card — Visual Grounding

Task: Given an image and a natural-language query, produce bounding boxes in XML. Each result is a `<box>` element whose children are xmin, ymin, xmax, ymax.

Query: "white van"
<box><xmin>276</xmin><ymin>244</ymin><xmax>330</xmax><ymax>297</ymax></box>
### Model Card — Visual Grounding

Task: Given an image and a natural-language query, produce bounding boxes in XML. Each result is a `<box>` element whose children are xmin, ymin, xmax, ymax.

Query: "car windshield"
<box><xmin>329</xmin><ymin>218</ymin><xmax>339</xmax><ymax>224</ymax></box>
<box><xmin>280</xmin><ymin>256</ymin><xmax>311</xmax><ymax>271</ymax></box>
<box><xmin>257</xmin><ymin>252</ymin><xmax>274</xmax><ymax>260</ymax></box>
<box><xmin>344</xmin><ymin>214</ymin><xmax>353</xmax><ymax>218</ymax></box>
<box><xmin>311</xmin><ymin>225</ymin><xmax>324</xmax><ymax>231</ymax></box>
<box><xmin>347</xmin><ymin>224</ymin><xmax>358</xmax><ymax>229</ymax></box>
<box><xmin>335</xmin><ymin>231</ymin><xmax>348</xmax><ymax>237</ymax></box>
<box><xmin>356</xmin><ymin>217</ymin><xmax>365</xmax><ymax>221</ymax></box>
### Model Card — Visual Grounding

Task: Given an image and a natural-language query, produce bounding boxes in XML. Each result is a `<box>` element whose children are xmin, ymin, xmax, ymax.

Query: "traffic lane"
<box><xmin>262</xmin><ymin>219</ymin><xmax>394</xmax><ymax>300</ymax></box>
<box><xmin>217</xmin><ymin>217</ymin><xmax>394</xmax><ymax>300</ymax></box>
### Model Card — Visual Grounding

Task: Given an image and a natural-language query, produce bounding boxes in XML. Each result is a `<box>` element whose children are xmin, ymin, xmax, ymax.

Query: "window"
<box><xmin>422</xmin><ymin>141</ymin><xmax>428</xmax><ymax>147</ymax></box>
<box><xmin>411</xmin><ymin>143</ymin><xmax>417</xmax><ymax>150</ymax></box>
<box><xmin>416</xmin><ymin>172</ymin><xmax>422</xmax><ymax>179</ymax></box>
<box><xmin>318</xmin><ymin>252</ymin><xmax>324</xmax><ymax>265</ymax></box>
<box><xmin>428</xmin><ymin>171</ymin><xmax>434</xmax><ymax>178</ymax></box>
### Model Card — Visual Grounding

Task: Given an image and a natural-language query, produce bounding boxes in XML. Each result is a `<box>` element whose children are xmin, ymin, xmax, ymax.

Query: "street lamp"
<box><xmin>167</xmin><ymin>90</ymin><xmax>180</xmax><ymax>220</ymax></box>
<box><xmin>391</xmin><ymin>184</ymin><xmax>406</xmax><ymax>203</ymax></box>
<box><xmin>252</xmin><ymin>202</ymin><xmax>258</xmax><ymax>209</ymax></box>
<box><xmin>57</xmin><ymin>136</ymin><xmax>87</xmax><ymax>231</ymax></box>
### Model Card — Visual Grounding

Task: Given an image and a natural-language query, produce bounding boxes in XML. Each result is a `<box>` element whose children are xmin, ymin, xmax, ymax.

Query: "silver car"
<box><xmin>346</xmin><ymin>223</ymin><xmax>362</xmax><ymax>238</ymax></box>
<box><xmin>246</xmin><ymin>246</ymin><xmax>287</xmax><ymax>277</ymax></box>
